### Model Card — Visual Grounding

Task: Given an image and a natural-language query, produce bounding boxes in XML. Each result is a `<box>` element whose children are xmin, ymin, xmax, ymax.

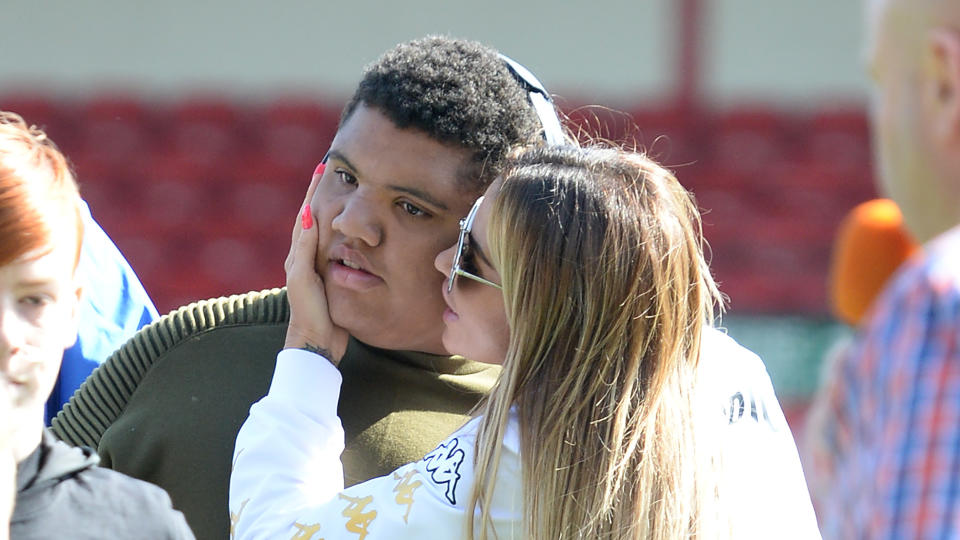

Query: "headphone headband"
<box><xmin>498</xmin><ymin>53</ymin><xmax>566</xmax><ymax>146</ymax></box>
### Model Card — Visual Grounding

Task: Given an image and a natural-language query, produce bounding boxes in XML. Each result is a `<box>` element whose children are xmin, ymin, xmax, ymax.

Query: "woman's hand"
<box><xmin>284</xmin><ymin>163</ymin><xmax>324</xmax><ymax>276</ymax></box>
<box><xmin>284</xmin><ymin>203</ymin><xmax>348</xmax><ymax>366</ymax></box>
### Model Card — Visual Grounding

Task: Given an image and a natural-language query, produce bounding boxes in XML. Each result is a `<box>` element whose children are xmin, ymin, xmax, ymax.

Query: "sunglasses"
<box><xmin>447</xmin><ymin>196</ymin><xmax>502</xmax><ymax>293</ymax></box>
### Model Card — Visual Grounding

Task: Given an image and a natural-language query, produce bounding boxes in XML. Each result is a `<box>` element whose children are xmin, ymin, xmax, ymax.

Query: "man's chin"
<box><xmin>327</xmin><ymin>299</ymin><xmax>447</xmax><ymax>355</ymax></box>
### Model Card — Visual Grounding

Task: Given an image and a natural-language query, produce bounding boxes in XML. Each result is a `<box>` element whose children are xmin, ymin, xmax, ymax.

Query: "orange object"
<box><xmin>829</xmin><ymin>199</ymin><xmax>918</xmax><ymax>326</ymax></box>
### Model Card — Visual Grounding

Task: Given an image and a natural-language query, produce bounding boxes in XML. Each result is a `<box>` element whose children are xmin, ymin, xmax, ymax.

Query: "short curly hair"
<box><xmin>341</xmin><ymin>36</ymin><xmax>544</xmax><ymax>193</ymax></box>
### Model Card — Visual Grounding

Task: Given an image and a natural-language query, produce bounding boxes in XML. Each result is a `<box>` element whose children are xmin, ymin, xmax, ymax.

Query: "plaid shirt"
<box><xmin>818</xmin><ymin>225</ymin><xmax>960</xmax><ymax>539</ymax></box>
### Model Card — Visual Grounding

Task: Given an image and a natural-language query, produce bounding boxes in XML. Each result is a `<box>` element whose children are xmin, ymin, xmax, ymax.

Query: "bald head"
<box><xmin>865</xmin><ymin>0</ymin><xmax>960</xmax><ymax>242</ymax></box>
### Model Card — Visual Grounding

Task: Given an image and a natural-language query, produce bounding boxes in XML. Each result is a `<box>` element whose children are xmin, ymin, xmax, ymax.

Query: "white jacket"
<box><xmin>230</xmin><ymin>328</ymin><xmax>821</xmax><ymax>539</ymax></box>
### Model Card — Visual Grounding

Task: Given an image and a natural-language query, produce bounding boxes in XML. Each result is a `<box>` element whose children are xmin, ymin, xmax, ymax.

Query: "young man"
<box><xmin>53</xmin><ymin>37</ymin><xmax>544</xmax><ymax>540</ymax></box>
<box><xmin>812</xmin><ymin>1</ymin><xmax>960</xmax><ymax>537</ymax></box>
<box><xmin>52</xmin><ymin>36</ymin><xmax>816</xmax><ymax>539</ymax></box>
<box><xmin>0</xmin><ymin>111</ymin><xmax>193</xmax><ymax>539</ymax></box>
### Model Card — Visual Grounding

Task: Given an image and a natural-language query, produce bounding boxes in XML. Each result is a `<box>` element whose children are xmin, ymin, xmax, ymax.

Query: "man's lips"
<box><xmin>3</xmin><ymin>370</ymin><xmax>35</xmax><ymax>393</ymax></box>
<box><xmin>326</xmin><ymin>246</ymin><xmax>383</xmax><ymax>291</ymax></box>
<box><xmin>327</xmin><ymin>246</ymin><xmax>378</xmax><ymax>277</ymax></box>
<box><xmin>4</xmin><ymin>354</ymin><xmax>40</xmax><ymax>386</ymax></box>
<box><xmin>3</xmin><ymin>376</ymin><xmax>26</xmax><ymax>387</ymax></box>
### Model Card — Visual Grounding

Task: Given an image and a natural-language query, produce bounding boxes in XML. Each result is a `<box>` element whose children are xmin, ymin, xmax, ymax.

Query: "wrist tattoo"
<box><xmin>301</xmin><ymin>343</ymin><xmax>334</xmax><ymax>362</ymax></box>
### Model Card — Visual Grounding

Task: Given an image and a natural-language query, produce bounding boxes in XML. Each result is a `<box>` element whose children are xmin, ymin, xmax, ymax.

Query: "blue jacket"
<box><xmin>45</xmin><ymin>202</ymin><xmax>158</xmax><ymax>423</ymax></box>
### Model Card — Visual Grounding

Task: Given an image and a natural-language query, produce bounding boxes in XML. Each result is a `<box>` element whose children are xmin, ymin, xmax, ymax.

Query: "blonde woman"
<box><xmin>231</xmin><ymin>145</ymin><xmax>819</xmax><ymax>539</ymax></box>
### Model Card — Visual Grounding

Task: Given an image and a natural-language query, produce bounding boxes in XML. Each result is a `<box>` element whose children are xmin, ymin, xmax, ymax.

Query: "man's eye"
<box><xmin>335</xmin><ymin>169</ymin><xmax>357</xmax><ymax>185</ymax></box>
<box><xmin>399</xmin><ymin>201</ymin><xmax>428</xmax><ymax>217</ymax></box>
<box><xmin>20</xmin><ymin>295</ymin><xmax>51</xmax><ymax>309</ymax></box>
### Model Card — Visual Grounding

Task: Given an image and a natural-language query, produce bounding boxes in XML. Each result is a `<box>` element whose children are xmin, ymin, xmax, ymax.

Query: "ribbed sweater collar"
<box><xmin>346</xmin><ymin>337</ymin><xmax>496</xmax><ymax>376</ymax></box>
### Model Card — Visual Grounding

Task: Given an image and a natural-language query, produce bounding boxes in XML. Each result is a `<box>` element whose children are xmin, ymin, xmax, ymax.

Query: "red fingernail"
<box><xmin>301</xmin><ymin>204</ymin><xmax>313</xmax><ymax>230</ymax></box>
<box><xmin>313</xmin><ymin>162</ymin><xmax>326</xmax><ymax>176</ymax></box>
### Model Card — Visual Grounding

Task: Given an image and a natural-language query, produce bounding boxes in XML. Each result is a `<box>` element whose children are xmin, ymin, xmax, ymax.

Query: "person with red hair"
<box><xmin>0</xmin><ymin>111</ymin><xmax>193</xmax><ymax>538</ymax></box>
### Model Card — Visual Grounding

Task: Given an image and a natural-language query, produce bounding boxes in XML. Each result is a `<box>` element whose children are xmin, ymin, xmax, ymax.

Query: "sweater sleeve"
<box><xmin>230</xmin><ymin>348</ymin><xmax>346</xmax><ymax>539</ymax></box>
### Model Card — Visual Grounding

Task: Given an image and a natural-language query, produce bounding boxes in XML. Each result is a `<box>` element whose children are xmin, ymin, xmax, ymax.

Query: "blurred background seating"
<box><xmin>0</xmin><ymin>92</ymin><xmax>874</xmax><ymax>325</ymax></box>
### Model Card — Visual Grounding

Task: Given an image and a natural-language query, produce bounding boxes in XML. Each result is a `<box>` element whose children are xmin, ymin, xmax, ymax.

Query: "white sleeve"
<box><xmin>230</xmin><ymin>348</ymin><xmax>346</xmax><ymax>540</ymax></box>
<box><xmin>243</xmin><ymin>415</ymin><xmax>523</xmax><ymax>539</ymax></box>
<box><xmin>229</xmin><ymin>349</ymin><xmax>514</xmax><ymax>539</ymax></box>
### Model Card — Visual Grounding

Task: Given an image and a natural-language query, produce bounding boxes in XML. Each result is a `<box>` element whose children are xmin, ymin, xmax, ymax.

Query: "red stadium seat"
<box><xmin>196</xmin><ymin>235</ymin><xmax>279</xmax><ymax>294</ymax></box>
<box><xmin>257</xmin><ymin>97</ymin><xmax>341</xmax><ymax>170</ymax></box>
<box><xmin>74</xmin><ymin>94</ymin><xmax>157</xmax><ymax>168</ymax></box>
<box><xmin>0</xmin><ymin>92</ymin><xmax>76</xmax><ymax>149</ymax></box>
<box><xmin>217</xmin><ymin>155</ymin><xmax>307</xmax><ymax>236</ymax></box>
<box><xmin>799</xmin><ymin>103</ymin><xmax>872</xmax><ymax>176</ymax></box>
<box><xmin>762</xmin><ymin>159</ymin><xmax>876</xmax><ymax>226</ymax></box>
<box><xmin>631</xmin><ymin>105</ymin><xmax>702</xmax><ymax>167</ymax></box>
<box><xmin>162</xmin><ymin>96</ymin><xmax>248</xmax><ymax>167</ymax></box>
<box><xmin>561</xmin><ymin>102</ymin><xmax>644</xmax><ymax>146</ymax></box>
<box><xmin>129</xmin><ymin>150</ymin><xmax>222</xmax><ymax>235</ymax></box>
<box><xmin>706</xmin><ymin>106</ymin><xmax>799</xmax><ymax>176</ymax></box>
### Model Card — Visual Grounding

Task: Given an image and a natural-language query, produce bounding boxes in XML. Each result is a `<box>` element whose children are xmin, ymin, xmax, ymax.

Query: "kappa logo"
<box><xmin>423</xmin><ymin>437</ymin><xmax>465</xmax><ymax>505</ymax></box>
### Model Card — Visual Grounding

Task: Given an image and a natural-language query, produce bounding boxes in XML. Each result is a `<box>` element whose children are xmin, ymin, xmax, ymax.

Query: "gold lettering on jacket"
<box><xmin>339</xmin><ymin>493</ymin><xmax>377</xmax><ymax>539</ymax></box>
<box><xmin>291</xmin><ymin>522</ymin><xmax>322</xmax><ymax>540</ymax></box>
<box><xmin>392</xmin><ymin>470</ymin><xmax>423</xmax><ymax>523</ymax></box>
<box><xmin>230</xmin><ymin>498</ymin><xmax>249</xmax><ymax>540</ymax></box>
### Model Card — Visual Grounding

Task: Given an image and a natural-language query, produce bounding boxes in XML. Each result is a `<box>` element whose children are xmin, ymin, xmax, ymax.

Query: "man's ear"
<box><xmin>927</xmin><ymin>29</ymin><xmax>960</xmax><ymax>140</ymax></box>
<box><xmin>60</xmin><ymin>285</ymin><xmax>82</xmax><ymax>350</ymax></box>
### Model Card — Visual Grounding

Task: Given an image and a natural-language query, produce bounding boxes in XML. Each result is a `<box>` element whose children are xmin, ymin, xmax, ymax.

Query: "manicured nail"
<box><xmin>313</xmin><ymin>162</ymin><xmax>326</xmax><ymax>177</ymax></box>
<box><xmin>301</xmin><ymin>204</ymin><xmax>313</xmax><ymax>230</ymax></box>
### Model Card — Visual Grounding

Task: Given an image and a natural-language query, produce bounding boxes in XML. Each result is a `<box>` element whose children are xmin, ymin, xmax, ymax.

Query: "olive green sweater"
<box><xmin>51</xmin><ymin>288</ymin><xmax>500</xmax><ymax>540</ymax></box>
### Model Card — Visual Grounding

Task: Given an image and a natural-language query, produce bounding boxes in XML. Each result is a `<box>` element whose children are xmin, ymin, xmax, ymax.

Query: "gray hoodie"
<box><xmin>11</xmin><ymin>430</ymin><xmax>193</xmax><ymax>539</ymax></box>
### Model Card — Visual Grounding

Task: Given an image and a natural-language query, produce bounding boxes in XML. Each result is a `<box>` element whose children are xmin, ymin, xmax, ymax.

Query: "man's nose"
<box><xmin>0</xmin><ymin>308</ymin><xmax>25</xmax><ymax>372</ymax></box>
<box><xmin>330</xmin><ymin>196</ymin><xmax>382</xmax><ymax>247</ymax></box>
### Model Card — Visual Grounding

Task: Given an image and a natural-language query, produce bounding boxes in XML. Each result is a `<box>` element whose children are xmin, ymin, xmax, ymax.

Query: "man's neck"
<box><xmin>11</xmin><ymin>410</ymin><xmax>42</xmax><ymax>464</ymax></box>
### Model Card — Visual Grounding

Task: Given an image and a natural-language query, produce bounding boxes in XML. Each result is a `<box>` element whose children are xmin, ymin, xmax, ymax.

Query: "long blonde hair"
<box><xmin>468</xmin><ymin>145</ymin><xmax>725</xmax><ymax>539</ymax></box>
